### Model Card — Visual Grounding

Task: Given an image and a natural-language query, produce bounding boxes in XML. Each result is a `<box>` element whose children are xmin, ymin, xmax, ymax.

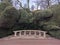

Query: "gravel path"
<box><xmin>0</xmin><ymin>38</ymin><xmax>60</xmax><ymax>45</ymax></box>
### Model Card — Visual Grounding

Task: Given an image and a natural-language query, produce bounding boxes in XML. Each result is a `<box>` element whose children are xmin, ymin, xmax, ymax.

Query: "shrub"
<box><xmin>0</xmin><ymin>2</ymin><xmax>11</xmax><ymax>13</ymax></box>
<box><xmin>0</xmin><ymin>6</ymin><xmax>19</xmax><ymax>29</ymax></box>
<box><xmin>49</xmin><ymin>30</ymin><xmax>60</xmax><ymax>39</ymax></box>
<box><xmin>0</xmin><ymin>6</ymin><xmax>19</xmax><ymax>38</ymax></box>
<box><xmin>19</xmin><ymin>9</ymin><xmax>33</xmax><ymax>23</ymax></box>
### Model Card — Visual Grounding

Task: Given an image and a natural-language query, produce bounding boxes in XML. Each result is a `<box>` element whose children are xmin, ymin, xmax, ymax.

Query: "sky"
<box><xmin>12</xmin><ymin>0</ymin><xmax>36</xmax><ymax>10</ymax></box>
<box><xmin>11</xmin><ymin>0</ymin><xmax>59</xmax><ymax>10</ymax></box>
<box><xmin>0</xmin><ymin>0</ymin><xmax>59</xmax><ymax>10</ymax></box>
<box><xmin>21</xmin><ymin>0</ymin><xmax>37</xmax><ymax>10</ymax></box>
<box><xmin>20</xmin><ymin>0</ymin><xmax>36</xmax><ymax>7</ymax></box>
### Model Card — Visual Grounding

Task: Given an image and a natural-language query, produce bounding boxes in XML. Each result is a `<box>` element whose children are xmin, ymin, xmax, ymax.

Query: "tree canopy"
<box><xmin>0</xmin><ymin>0</ymin><xmax>60</xmax><ymax>39</ymax></box>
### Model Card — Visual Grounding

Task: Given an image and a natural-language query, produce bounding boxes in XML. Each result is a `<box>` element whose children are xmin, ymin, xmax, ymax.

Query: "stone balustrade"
<box><xmin>13</xmin><ymin>30</ymin><xmax>46</xmax><ymax>39</ymax></box>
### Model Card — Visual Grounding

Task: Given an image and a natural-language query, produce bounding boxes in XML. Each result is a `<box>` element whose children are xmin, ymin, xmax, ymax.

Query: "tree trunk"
<box><xmin>27</xmin><ymin>0</ymin><xmax>30</xmax><ymax>9</ymax></box>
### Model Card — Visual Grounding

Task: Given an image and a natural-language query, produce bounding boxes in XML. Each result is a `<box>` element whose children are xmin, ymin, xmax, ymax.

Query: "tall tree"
<box><xmin>45</xmin><ymin>0</ymin><xmax>51</xmax><ymax>8</ymax></box>
<box><xmin>17</xmin><ymin>0</ymin><xmax>22</xmax><ymax>7</ymax></box>
<box><xmin>15</xmin><ymin>0</ymin><xmax>22</xmax><ymax>9</ymax></box>
<box><xmin>23</xmin><ymin>4</ymin><xmax>28</xmax><ymax>8</ymax></box>
<box><xmin>33</xmin><ymin>0</ymin><xmax>40</xmax><ymax>10</ymax></box>
<box><xmin>31</xmin><ymin>5</ymin><xmax>35</xmax><ymax>11</ymax></box>
<box><xmin>1</xmin><ymin>0</ymin><xmax>12</xmax><ymax>4</ymax></box>
<box><xmin>39</xmin><ymin>0</ymin><xmax>46</xmax><ymax>10</ymax></box>
<box><xmin>57</xmin><ymin>0</ymin><xmax>60</xmax><ymax>4</ymax></box>
<box><xmin>40</xmin><ymin>0</ymin><xmax>51</xmax><ymax>9</ymax></box>
<box><xmin>27</xmin><ymin>0</ymin><xmax>30</xmax><ymax>9</ymax></box>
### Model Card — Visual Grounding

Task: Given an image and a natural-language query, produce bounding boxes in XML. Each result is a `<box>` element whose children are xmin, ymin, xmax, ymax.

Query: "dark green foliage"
<box><xmin>13</xmin><ymin>23</ymin><xmax>40</xmax><ymax>30</ymax></box>
<box><xmin>0</xmin><ymin>6</ymin><xmax>19</xmax><ymax>38</ymax></box>
<box><xmin>0</xmin><ymin>2</ymin><xmax>11</xmax><ymax>13</ymax></box>
<box><xmin>0</xmin><ymin>2</ymin><xmax>60</xmax><ymax>39</ymax></box>
<box><xmin>0</xmin><ymin>28</ymin><xmax>13</xmax><ymax>38</ymax></box>
<box><xmin>23</xmin><ymin>8</ymin><xmax>31</xmax><ymax>13</ymax></box>
<box><xmin>0</xmin><ymin>6</ymin><xmax>19</xmax><ymax>29</ymax></box>
<box><xmin>31</xmin><ymin>5</ymin><xmax>60</xmax><ymax>39</ymax></box>
<box><xmin>49</xmin><ymin>30</ymin><xmax>60</xmax><ymax>39</ymax></box>
<box><xmin>51</xmin><ymin>5</ymin><xmax>60</xmax><ymax>26</ymax></box>
<box><xmin>32</xmin><ymin>9</ymin><xmax>53</xmax><ymax>29</ymax></box>
<box><xmin>19</xmin><ymin>9</ymin><xmax>33</xmax><ymax>23</ymax></box>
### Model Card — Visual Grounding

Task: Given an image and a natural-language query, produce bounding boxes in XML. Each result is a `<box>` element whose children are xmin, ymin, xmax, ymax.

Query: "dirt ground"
<box><xmin>0</xmin><ymin>38</ymin><xmax>60</xmax><ymax>45</ymax></box>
